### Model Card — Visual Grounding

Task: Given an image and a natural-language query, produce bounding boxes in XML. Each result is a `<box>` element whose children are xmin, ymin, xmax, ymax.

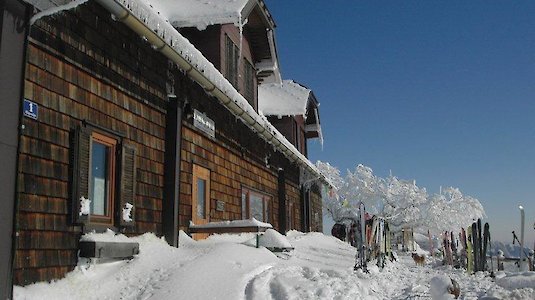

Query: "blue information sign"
<box><xmin>23</xmin><ymin>99</ymin><xmax>38</xmax><ymax>120</ymax></box>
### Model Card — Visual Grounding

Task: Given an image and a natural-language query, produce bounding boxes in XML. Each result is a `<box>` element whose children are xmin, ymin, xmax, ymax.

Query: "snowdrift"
<box><xmin>14</xmin><ymin>230</ymin><xmax>535</xmax><ymax>299</ymax></box>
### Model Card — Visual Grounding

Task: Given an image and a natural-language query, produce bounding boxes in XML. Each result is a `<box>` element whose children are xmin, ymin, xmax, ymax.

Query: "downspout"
<box><xmin>162</xmin><ymin>95</ymin><xmax>183</xmax><ymax>247</ymax></box>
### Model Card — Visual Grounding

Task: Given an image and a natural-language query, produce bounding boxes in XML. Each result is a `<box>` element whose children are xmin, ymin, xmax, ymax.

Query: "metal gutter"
<box><xmin>95</xmin><ymin>0</ymin><xmax>332</xmax><ymax>188</ymax></box>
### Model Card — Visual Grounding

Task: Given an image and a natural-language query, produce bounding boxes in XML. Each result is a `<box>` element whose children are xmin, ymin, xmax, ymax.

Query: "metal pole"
<box><xmin>519</xmin><ymin>206</ymin><xmax>525</xmax><ymax>270</ymax></box>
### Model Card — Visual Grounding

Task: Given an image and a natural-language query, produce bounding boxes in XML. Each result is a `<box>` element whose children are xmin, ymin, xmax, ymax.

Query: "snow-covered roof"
<box><xmin>258</xmin><ymin>80</ymin><xmax>311</xmax><ymax>117</ymax></box>
<box><xmin>25</xmin><ymin>0</ymin><xmax>332</xmax><ymax>188</ymax></box>
<box><xmin>143</xmin><ymin>0</ymin><xmax>250</xmax><ymax>30</ymax></box>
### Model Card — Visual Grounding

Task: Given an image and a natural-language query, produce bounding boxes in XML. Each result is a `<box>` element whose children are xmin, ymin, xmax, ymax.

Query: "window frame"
<box><xmin>243</xmin><ymin>58</ymin><xmax>255</xmax><ymax>105</ymax></box>
<box><xmin>225</xmin><ymin>35</ymin><xmax>239</xmax><ymax>89</ymax></box>
<box><xmin>71</xmin><ymin>123</ymin><xmax>137</xmax><ymax>231</ymax></box>
<box><xmin>88</xmin><ymin>131</ymin><xmax>117</xmax><ymax>225</ymax></box>
<box><xmin>241</xmin><ymin>187</ymin><xmax>272</xmax><ymax>223</ymax></box>
<box><xmin>287</xmin><ymin>201</ymin><xmax>295</xmax><ymax>230</ymax></box>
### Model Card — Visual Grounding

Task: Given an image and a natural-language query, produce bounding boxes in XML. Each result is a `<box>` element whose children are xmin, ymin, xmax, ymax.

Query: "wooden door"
<box><xmin>192</xmin><ymin>164</ymin><xmax>210</xmax><ymax>240</ymax></box>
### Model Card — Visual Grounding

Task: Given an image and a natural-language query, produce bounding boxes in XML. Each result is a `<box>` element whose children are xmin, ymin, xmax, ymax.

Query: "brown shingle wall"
<box><xmin>285</xmin><ymin>182</ymin><xmax>301</xmax><ymax>231</ymax></box>
<box><xmin>179</xmin><ymin>125</ymin><xmax>280</xmax><ymax>231</ymax></box>
<box><xmin>15</xmin><ymin>2</ymin><xmax>168</xmax><ymax>285</ymax></box>
<box><xmin>310</xmin><ymin>187</ymin><xmax>323</xmax><ymax>232</ymax></box>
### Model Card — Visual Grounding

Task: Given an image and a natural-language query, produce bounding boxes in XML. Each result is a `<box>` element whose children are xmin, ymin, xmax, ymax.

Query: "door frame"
<box><xmin>191</xmin><ymin>164</ymin><xmax>210</xmax><ymax>239</ymax></box>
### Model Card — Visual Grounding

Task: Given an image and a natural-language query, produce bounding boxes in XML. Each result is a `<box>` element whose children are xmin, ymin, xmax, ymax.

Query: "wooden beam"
<box><xmin>0</xmin><ymin>0</ymin><xmax>30</xmax><ymax>298</ymax></box>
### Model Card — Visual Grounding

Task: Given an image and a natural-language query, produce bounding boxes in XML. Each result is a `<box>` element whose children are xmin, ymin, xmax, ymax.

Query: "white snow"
<box><xmin>142</xmin><ymin>0</ymin><xmax>249</xmax><ymax>30</ymax></box>
<box><xmin>429</xmin><ymin>275</ymin><xmax>456</xmax><ymax>299</ymax></box>
<box><xmin>122</xmin><ymin>202</ymin><xmax>134</xmax><ymax>222</ymax></box>
<box><xmin>496</xmin><ymin>271</ymin><xmax>535</xmax><ymax>290</ymax></box>
<box><xmin>257</xmin><ymin>229</ymin><xmax>293</xmax><ymax>250</ymax></box>
<box><xmin>258</xmin><ymin>80</ymin><xmax>311</xmax><ymax>117</ymax></box>
<box><xmin>79</xmin><ymin>229</ymin><xmax>132</xmax><ymax>243</ymax></box>
<box><xmin>14</xmin><ymin>230</ymin><xmax>535</xmax><ymax>299</ymax></box>
<box><xmin>189</xmin><ymin>217</ymin><xmax>272</xmax><ymax>229</ymax></box>
<box><xmin>79</xmin><ymin>196</ymin><xmax>90</xmax><ymax>216</ymax></box>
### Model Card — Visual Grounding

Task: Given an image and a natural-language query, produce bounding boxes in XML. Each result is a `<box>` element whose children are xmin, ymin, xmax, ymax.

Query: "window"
<box><xmin>89</xmin><ymin>132</ymin><xmax>116</xmax><ymax>224</ymax></box>
<box><xmin>192</xmin><ymin>164</ymin><xmax>211</xmax><ymax>240</ymax></box>
<box><xmin>287</xmin><ymin>201</ymin><xmax>295</xmax><ymax>230</ymax></box>
<box><xmin>243</xmin><ymin>59</ymin><xmax>255</xmax><ymax>105</ymax></box>
<box><xmin>241</xmin><ymin>187</ymin><xmax>272</xmax><ymax>223</ymax></box>
<box><xmin>225</xmin><ymin>35</ymin><xmax>239</xmax><ymax>88</ymax></box>
<box><xmin>71</xmin><ymin>125</ymin><xmax>137</xmax><ymax>228</ymax></box>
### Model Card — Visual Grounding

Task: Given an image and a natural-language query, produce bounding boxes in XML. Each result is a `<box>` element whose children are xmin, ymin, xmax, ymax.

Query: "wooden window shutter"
<box><xmin>244</xmin><ymin>60</ymin><xmax>255</xmax><ymax>105</ymax></box>
<box><xmin>117</xmin><ymin>143</ymin><xmax>137</xmax><ymax>227</ymax></box>
<box><xmin>70</xmin><ymin>126</ymin><xmax>91</xmax><ymax>225</ymax></box>
<box><xmin>225</xmin><ymin>35</ymin><xmax>238</xmax><ymax>88</ymax></box>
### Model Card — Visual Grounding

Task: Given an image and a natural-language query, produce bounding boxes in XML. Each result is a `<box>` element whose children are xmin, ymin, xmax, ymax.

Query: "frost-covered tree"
<box><xmin>379</xmin><ymin>176</ymin><xmax>428</xmax><ymax>230</ymax></box>
<box><xmin>316</xmin><ymin>161</ymin><xmax>352</xmax><ymax>222</ymax></box>
<box><xmin>317</xmin><ymin>161</ymin><xmax>486</xmax><ymax>234</ymax></box>
<box><xmin>317</xmin><ymin>162</ymin><xmax>381</xmax><ymax>222</ymax></box>
<box><xmin>422</xmin><ymin>187</ymin><xmax>486</xmax><ymax>235</ymax></box>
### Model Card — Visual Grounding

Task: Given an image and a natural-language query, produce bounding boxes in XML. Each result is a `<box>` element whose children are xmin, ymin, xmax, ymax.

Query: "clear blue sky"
<box><xmin>266</xmin><ymin>1</ymin><xmax>535</xmax><ymax>245</ymax></box>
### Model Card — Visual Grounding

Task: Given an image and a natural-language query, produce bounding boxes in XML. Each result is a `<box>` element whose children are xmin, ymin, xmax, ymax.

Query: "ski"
<box><xmin>483</xmin><ymin>222</ymin><xmax>489</xmax><ymax>271</ymax></box>
<box><xmin>444</xmin><ymin>231</ymin><xmax>453</xmax><ymax>266</ymax></box>
<box><xmin>472</xmin><ymin>222</ymin><xmax>479</xmax><ymax>272</ymax></box>
<box><xmin>354</xmin><ymin>202</ymin><xmax>368</xmax><ymax>273</ymax></box>
<box><xmin>461</xmin><ymin>228</ymin><xmax>467</xmax><ymax>269</ymax></box>
<box><xmin>466</xmin><ymin>226</ymin><xmax>474</xmax><ymax>274</ymax></box>
<box><xmin>477</xmin><ymin>218</ymin><xmax>483</xmax><ymax>272</ymax></box>
<box><xmin>451</xmin><ymin>231</ymin><xmax>458</xmax><ymax>268</ymax></box>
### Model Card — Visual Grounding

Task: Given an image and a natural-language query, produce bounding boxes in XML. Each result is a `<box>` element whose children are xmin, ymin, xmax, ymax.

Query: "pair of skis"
<box><xmin>464</xmin><ymin>219</ymin><xmax>491</xmax><ymax>274</ymax></box>
<box><xmin>443</xmin><ymin>231</ymin><xmax>460</xmax><ymax>267</ymax></box>
<box><xmin>354</xmin><ymin>202</ymin><xmax>368</xmax><ymax>273</ymax></box>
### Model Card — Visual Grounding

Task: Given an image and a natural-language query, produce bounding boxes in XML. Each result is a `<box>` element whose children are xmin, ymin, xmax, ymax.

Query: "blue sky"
<box><xmin>266</xmin><ymin>1</ymin><xmax>535</xmax><ymax>244</ymax></box>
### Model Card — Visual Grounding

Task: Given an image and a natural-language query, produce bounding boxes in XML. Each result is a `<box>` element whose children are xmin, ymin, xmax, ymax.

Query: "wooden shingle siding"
<box><xmin>310</xmin><ymin>186</ymin><xmax>323</xmax><ymax>232</ymax></box>
<box><xmin>15</xmin><ymin>0</ymin><xmax>321</xmax><ymax>286</ymax></box>
<box><xmin>15</xmin><ymin>2</ymin><xmax>168</xmax><ymax>285</ymax></box>
<box><xmin>176</xmin><ymin>74</ymin><xmax>303</xmax><ymax>232</ymax></box>
<box><xmin>13</xmin><ymin>266</ymin><xmax>73</xmax><ymax>287</ymax></box>
<box><xmin>286</xmin><ymin>182</ymin><xmax>302</xmax><ymax>231</ymax></box>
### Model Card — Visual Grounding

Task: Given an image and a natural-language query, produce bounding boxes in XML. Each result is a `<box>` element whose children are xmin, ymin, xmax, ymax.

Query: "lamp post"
<box><xmin>519</xmin><ymin>206</ymin><xmax>525</xmax><ymax>271</ymax></box>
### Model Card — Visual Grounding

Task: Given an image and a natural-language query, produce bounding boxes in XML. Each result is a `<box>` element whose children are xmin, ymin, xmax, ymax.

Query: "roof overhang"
<box><xmin>304</xmin><ymin>91</ymin><xmax>322</xmax><ymax>142</ymax></box>
<box><xmin>88</xmin><ymin>0</ymin><xmax>331</xmax><ymax>188</ymax></box>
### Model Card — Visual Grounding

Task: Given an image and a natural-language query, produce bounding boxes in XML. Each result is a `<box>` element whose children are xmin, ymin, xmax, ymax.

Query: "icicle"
<box><xmin>237</xmin><ymin>14</ymin><xmax>244</xmax><ymax>80</ymax></box>
<box><xmin>30</xmin><ymin>0</ymin><xmax>90</xmax><ymax>25</ymax></box>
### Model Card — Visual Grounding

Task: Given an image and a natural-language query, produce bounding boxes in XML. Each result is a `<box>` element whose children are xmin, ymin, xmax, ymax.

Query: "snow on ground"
<box><xmin>14</xmin><ymin>231</ymin><xmax>535</xmax><ymax>299</ymax></box>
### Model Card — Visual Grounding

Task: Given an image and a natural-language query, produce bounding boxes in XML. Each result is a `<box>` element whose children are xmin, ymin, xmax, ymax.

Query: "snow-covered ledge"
<box><xmin>94</xmin><ymin>0</ymin><xmax>333</xmax><ymax>189</ymax></box>
<box><xmin>79</xmin><ymin>229</ymin><xmax>140</xmax><ymax>259</ymax></box>
<box><xmin>189</xmin><ymin>218</ymin><xmax>272</xmax><ymax>248</ymax></box>
<box><xmin>189</xmin><ymin>218</ymin><xmax>272</xmax><ymax>230</ymax></box>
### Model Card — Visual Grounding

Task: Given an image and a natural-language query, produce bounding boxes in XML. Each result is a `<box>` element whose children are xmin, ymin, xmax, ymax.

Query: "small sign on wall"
<box><xmin>216</xmin><ymin>200</ymin><xmax>225</xmax><ymax>212</ymax></box>
<box><xmin>193</xmin><ymin>109</ymin><xmax>215</xmax><ymax>138</ymax></box>
<box><xmin>23</xmin><ymin>99</ymin><xmax>38</xmax><ymax>120</ymax></box>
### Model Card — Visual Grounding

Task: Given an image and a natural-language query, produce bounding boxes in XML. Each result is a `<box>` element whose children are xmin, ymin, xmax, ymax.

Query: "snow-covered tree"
<box><xmin>317</xmin><ymin>161</ymin><xmax>486</xmax><ymax>234</ymax></box>
<box><xmin>316</xmin><ymin>161</ymin><xmax>351</xmax><ymax>222</ymax></box>
<box><xmin>317</xmin><ymin>162</ymin><xmax>380</xmax><ymax>222</ymax></box>
<box><xmin>379</xmin><ymin>176</ymin><xmax>428</xmax><ymax>230</ymax></box>
<box><xmin>422</xmin><ymin>187</ymin><xmax>485</xmax><ymax>235</ymax></box>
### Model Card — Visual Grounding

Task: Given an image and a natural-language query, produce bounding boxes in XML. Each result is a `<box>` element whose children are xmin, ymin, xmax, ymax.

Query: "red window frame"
<box><xmin>88</xmin><ymin>132</ymin><xmax>117</xmax><ymax>225</ymax></box>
